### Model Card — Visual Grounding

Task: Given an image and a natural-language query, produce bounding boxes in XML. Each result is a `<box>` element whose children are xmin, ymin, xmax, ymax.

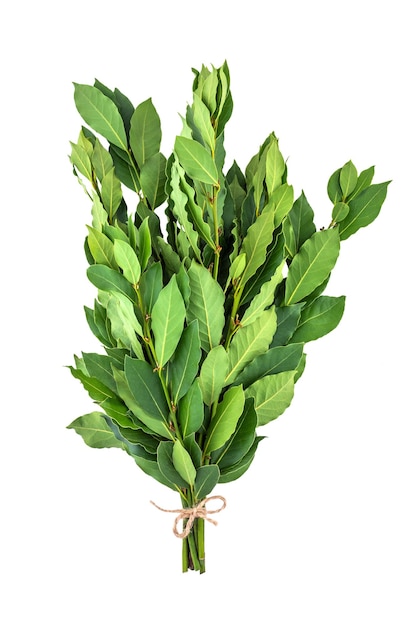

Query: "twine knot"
<box><xmin>150</xmin><ymin>495</ymin><xmax>227</xmax><ymax>539</ymax></box>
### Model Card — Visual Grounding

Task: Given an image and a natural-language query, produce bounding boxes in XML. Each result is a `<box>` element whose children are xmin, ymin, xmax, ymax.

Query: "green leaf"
<box><xmin>101</xmin><ymin>398</ymin><xmax>135</xmax><ymax>429</ymax></box>
<box><xmin>204</xmin><ymin>385</ymin><xmax>246</xmax><ymax>454</ymax></box>
<box><xmin>167</xmin><ymin>320</ymin><xmax>201</xmax><ymax>404</ymax></box>
<box><xmin>70</xmin><ymin>141</ymin><xmax>92</xmax><ymax>180</ymax></box>
<box><xmin>174</xmin><ymin>136</ymin><xmax>218</xmax><ymax>185</ymax></box>
<box><xmin>240</xmin><ymin>261</ymin><xmax>285</xmax><ymax>327</ymax></box>
<box><xmin>106</xmin><ymin>292</ymin><xmax>144</xmax><ymax>358</ymax></box>
<box><xmin>268</xmin><ymin>183</ymin><xmax>294</xmax><ymax>227</ymax></box>
<box><xmin>140</xmin><ymin>152</ymin><xmax>167</xmax><ymax>209</ymax></box>
<box><xmin>87</xmin><ymin>264</ymin><xmax>136</xmax><ymax>301</ymax></box>
<box><xmin>137</xmin><ymin>217</ymin><xmax>152</xmax><ymax>271</ymax></box>
<box><xmin>170</xmin><ymin>161</ymin><xmax>201</xmax><ymax>260</ymax></box>
<box><xmin>101</xmin><ymin>167</ymin><xmax>122</xmax><ymax>221</ymax></box>
<box><xmin>82</xmin><ymin>352</ymin><xmax>117</xmax><ymax>394</ymax></box>
<box><xmin>239</xmin><ymin>209</ymin><xmax>275</xmax><ymax>288</ymax></box>
<box><xmin>332</xmin><ymin>202</ymin><xmax>350</xmax><ymax>223</ymax></box>
<box><xmin>225</xmin><ymin>307</ymin><xmax>277</xmax><ymax>386</ymax></box>
<box><xmin>113</xmin><ymin>368</ymin><xmax>170</xmax><ymax>438</ymax></box>
<box><xmin>199</xmin><ymin>345</ymin><xmax>229</xmax><ymax>406</ymax></box>
<box><xmin>285</xmin><ymin>228</ymin><xmax>340</xmax><ymax>305</ymax></box>
<box><xmin>219</xmin><ymin>436</ymin><xmax>263</xmax><ymax>483</ymax></box>
<box><xmin>133</xmin><ymin>455</ymin><xmax>174</xmax><ymax>490</ymax></box>
<box><xmin>193</xmin><ymin>94</ymin><xmax>216</xmax><ymax>152</ymax></box>
<box><xmin>91</xmin><ymin>137</ymin><xmax>113</xmax><ymax>181</ymax></box>
<box><xmin>178</xmin><ymin>380</ymin><xmax>204</xmax><ymax>438</ymax></box>
<box><xmin>178</xmin><ymin>168</ymin><xmax>216</xmax><ymax>249</ymax></box>
<box><xmin>338</xmin><ymin>181</ymin><xmax>390</xmax><ymax>240</ymax></box>
<box><xmin>290</xmin><ymin>295</ymin><xmax>345</xmax><ymax>343</ymax></box>
<box><xmin>348</xmin><ymin>165</ymin><xmax>375</xmax><ymax>202</ymax></box>
<box><xmin>140</xmin><ymin>262</ymin><xmax>163</xmax><ymax>314</ymax></box>
<box><xmin>157</xmin><ymin>441</ymin><xmax>188</xmax><ymax>489</ymax></box>
<box><xmin>86</xmin><ymin>226</ymin><xmax>116</xmax><ymax>268</ymax></box>
<box><xmin>327</xmin><ymin>168</ymin><xmax>343</xmax><ymax>204</ymax></box>
<box><xmin>340</xmin><ymin>160</ymin><xmax>358</xmax><ymax>198</ymax></box>
<box><xmin>91</xmin><ymin>193</ymin><xmax>108</xmax><ymax>231</ymax></box>
<box><xmin>67</xmin><ymin>412</ymin><xmax>124</xmax><ymax>449</ymax></box>
<box><xmin>246</xmin><ymin>371</ymin><xmax>296</xmax><ymax>426</ymax></box>
<box><xmin>194</xmin><ymin>465</ymin><xmax>220</xmax><ymax>500</ymax></box>
<box><xmin>265</xmin><ymin>138</ymin><xmax>285</xmax><ymax>195</ymax></box>
<box><xmin>234</xmin><ymin>343</ymin><xmax>304</xmax><ymax>388</ymax></box>
<box><xmin>151</xmin><ymin>275</ymin><xmax>186</xmax><ymax>368</ymax></box>
<box><xmin>283</xmin><ymin>191</ymin><xmax>316</xmax><ymax>258</ymax></box>
<box><xmin>129</xmin><ymin>98</ymin><xmax>162</xmax><ymax>168</ymax></box>
<box><xmin>172</xmin><ymin>440</ymin><xmax>196</xmax><ymax>486</ymax></box>
<box><xmin>69</xmin><ymin>366</ymin><xmax>114</xmax><ymax>403</ymax></box>
<box><xmin>113</xmin><ymin>239</ymin><xmax>141</xmax><ymax>285</ymax></box>
<box><xmin>186</xmin><ymin>261</ymin><xmax>225</xmax><ymax>353</ymax></box>
<box><xmin>73</xmin><ymin>84</ymin><xmax>128</xmax><ymax>150</ymax></box>
<box><xmin>125</xmin><ymin>357</ymin><xmax>169</xmax><ymax>422</ymax></box>
<box><xmin>212</xmin><ymin>398</ymin><xmax>257</xmax><ymax>469</ymax></box>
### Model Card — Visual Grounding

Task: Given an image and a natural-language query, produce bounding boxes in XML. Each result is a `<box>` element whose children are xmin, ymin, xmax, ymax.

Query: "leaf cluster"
<box><xmin>67</xmin><ymin>63</ymin><xmax>389</xmax><ymax>503</ymax></box>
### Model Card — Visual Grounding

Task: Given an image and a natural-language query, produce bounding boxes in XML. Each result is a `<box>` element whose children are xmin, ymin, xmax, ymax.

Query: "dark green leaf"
<box><xmin>140</xmin><ymin>152</ymin><xmax>167</xmax><ymax>209</ymax></box>
<box><xmin>82</xmin><ymin>352</ymin><xmax>117</xmax><ymax>394</ymax></box>
<box><xmin>125</xmin><ymin>357</ymin><xmax>169</xmax><ymax>422</ymax></box>
<box><xmin>219</xmin><ymin>436</ymin><xmax>264</xmax><ymax>483</ymax></box>
<box><xmin>69</xmin><ymin>366</ymin><xmax>114</xmax><ymax>403</ymax></box>
<box><xmin>157</xmin><ymin>441</ymin><xmax>188</xmax><ymax>489</ymax></box>
<box><xmin>212</xmin><ymin>398</ymin><xmax>257</xmax><ymax>468</ymax></box>
<box><xmin>178</xmin><ymin>380</ymin><xmax>204</xmax><ymax>438</ymax></box>
<box><xmin>234</xmin><ymin>343</ymin><xmax>304</xmax><ymax>388</ymax></box>
<box><xmin>140</xmin><ymin>262</ymin><xmax>163</xmax><ymax>314</ymax></box>
<box><xmin>194</xmin><ymin>465</ymin><xmax>220</xmax><ymax>500</ymax></box>
<box><xmin>283</xmin><ymin>191</ymin><xmax>316</xmax><ymax>258</ymax></box>
<box><xmin>167</xmin><ymin>320</ymin><xmax>201</xmax><ymax>404</ymax></box>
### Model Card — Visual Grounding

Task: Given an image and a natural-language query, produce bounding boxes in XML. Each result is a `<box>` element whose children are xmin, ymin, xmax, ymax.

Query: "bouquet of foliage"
<box><xmin>68</xmin><ymin>62</ymin><xmax>389</xmax><ymax>572</ymax></box>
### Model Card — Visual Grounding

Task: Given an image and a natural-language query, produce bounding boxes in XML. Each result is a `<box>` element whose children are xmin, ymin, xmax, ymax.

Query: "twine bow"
<box><xmin>150</xmin><ymin>495</ymin><xmax>227</xmax><ymax>539</ymax></box>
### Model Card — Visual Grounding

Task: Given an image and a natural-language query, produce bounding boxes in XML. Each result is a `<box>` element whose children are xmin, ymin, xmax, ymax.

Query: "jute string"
<box><xmin>150</xmin><ymin>495</ymin><xmax>227</xmax><ymax>539</ymax></box>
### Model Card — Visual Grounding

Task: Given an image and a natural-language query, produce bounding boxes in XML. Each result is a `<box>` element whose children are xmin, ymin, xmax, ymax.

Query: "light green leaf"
<box><xmin>212</xmin><ymin>398</ymin><xmax>257</xmax><ymax>468</ymax></box>
<box><xmin>285</xmin><ymin>229</ymin><xmax>340</xmax><ymax>305</ymax></box>
<box><xmin>290</xmin><ymin>295</ymin><xmax>346</xmax><ymax>343</ymax></box>
<box><xmin>239</xmin><ymin>209</ymin><xmax>275</xmax><ymax>288</ymax></box>
<box><xmin>172</xmin><ymin>440</ymin><xmax>196</xmax><ymax>486</ymax></box>
<box><xmin>167</xmin><ymin>320</ymin><xmax>201</xmax><ymax>404</ymax></box>
<box><xmin>152</xmin><ymin>275</ymin><xmax>186</xmax><ymax>368</ymax></box>
<box><xmin>194</xmin><ymin>465</ymin><xmax>220</xmax><ymax>500</ymax></box>
<box><xmin>225</xmin><ymin>307</ymin><xmax>277</xmax><ymax>386</ymax></box>
<box><xmin>338</xmin><ymin>181</ymin><xmax>390</xmax><ymax>240</ymax></box>
<box><xmin>268</xmin><ymin>183</ymin><xmax>294</xmax><ymax>227</ymax></box>
<box><xmin>129</xmin><ymin>98</ymin><xmax>162</xmax><ymax>168</ymax></box>
<box><xmin>73</xmin><ymin>84</ymin><xmax>128</xmax><ymax>150</ymax></box>
<box><xmin>265</xmin><ymin>139</ymin><xmax>285</xmax><ymax>195</ymax></box>
<box><xmin>332</xmin><ymin>202</ymin><xmax>350</xmax><ymax>223</ymax></box>
<box><xmin>106</xmin><ymin>292</ymin><xmax>144</xmax><ymax>358</ymax></box>
<box><xmin>241</xmin><ymin>261</ymin><xmax>285</xmax><ymax>327</ymax></box>
<box><xmin>186</xmin><ymin>261</ymin><xmax>225</xmax><ymax>353</ymax></box>
<box><xmin>199</xmin><ymin>345</ymin><xmax>229</xmax><ymax>407</ymax></box>
<box><xmin>86</xmin><ymin>226</ymin><xmax>115</xmax><ymax>268</ymax></box>
<box><xmin>347</xmin><ymin>165</ymin><xmax>375</xmax><ymax>202</ymax></box>
<box><xmin>91</xmin><ymin>192</ymin><xmax>108</xmax><ymax>230</ymax></box>
<box><xmin>70</xmin><ymin>141</ymin><xmax>92</xmax><ymax>180</ymax></box>
<box><xmin>170</xmin><ymin>161</ymin><xmax>201</xmax><ymax>260</ymax></box>
<box><xmin>192</xmin><ymin>94</ymin><xmax>215</xmax><ymax>152</ymax></box>
<box><xmin>101</xmin><ymin>167</ymin><xmax>122</xmax><ymax>221</ymax></box>
<box><xmin>178</xmin><ymin>380</ymin><xmax>204</xmax><ymax>438</ymax></box>
<box><xmin>67</xmin><ymin>412</ymin><xmax>124</xmax><ymax>449</ymax></box>
<box><xmin>91</xmin><ymin>138</ymin><xmax>113</xmax><ymax>181</ymax></box>
<box><xmin>340</xmin><ymin>160</ymin><xmax>358</xmax><ymax>198</ymax></box>
<box><xmin>175</xmin><ymin>136</ymin><xmax>218</xmax><ymax>186</ymax></box>
<box><xmin>204</xmin><ymin>385</ymin><xmax>246</xmax><ymax>454</ymax></box>
<box><xmin>113</xmin><ymin>239</ymin><xmax>141</xmax><ymax>285</ymax></box>
<box><xmin>246</xmin><ymin>371</ymin><xmax>296</xmax><ymax>426</ymax></box>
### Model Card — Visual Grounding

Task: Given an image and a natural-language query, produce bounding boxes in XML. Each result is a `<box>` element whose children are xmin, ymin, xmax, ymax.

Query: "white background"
<box><xmin>1</xmin><ymin>1</ymin><xmax>416</xmax><ymax>624</ymax></box>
